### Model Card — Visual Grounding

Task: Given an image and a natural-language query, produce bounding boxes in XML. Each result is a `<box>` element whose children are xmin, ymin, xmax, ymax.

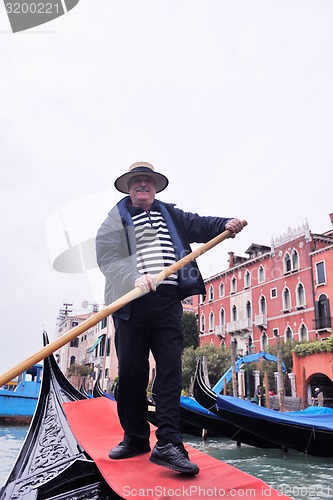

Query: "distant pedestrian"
<box><xmin>314</xmin><ymin>387</ymin><xmax>324</xmax><ymax>407</ymax></box>
<box><xmin>254</xmin><ymin>385</ymin><xmax>263</xmax><ymax>404</ymax></box>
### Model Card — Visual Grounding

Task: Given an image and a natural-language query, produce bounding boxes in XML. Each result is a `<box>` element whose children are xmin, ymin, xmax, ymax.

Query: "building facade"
<box><xmin>56</xmin><ymin>304</ymin><xmax>118</xmax><ymax>393</ymax></box>
<box><xmin>192</xmin><ymin>215</ymin><xmax>333</xmax><ymax>400</ymax></box>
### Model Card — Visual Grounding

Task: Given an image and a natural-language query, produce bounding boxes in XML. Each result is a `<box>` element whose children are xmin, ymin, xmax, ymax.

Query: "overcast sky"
<box><xmin>1</xmin><ymin>1</ymin><xmax>333</xmax><ymax>374</ymax></box>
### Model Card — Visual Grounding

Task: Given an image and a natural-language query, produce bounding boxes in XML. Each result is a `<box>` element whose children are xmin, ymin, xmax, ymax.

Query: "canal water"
<box><xmin>0</xmin><ymin>426</ymin><xmax>29</xmax><ymax>485</ymax></box>
<box><xmin>1</xmin><ymin>427</ymin><xmax>333</xmax><ymax>499</ymax></box>
<box><xmin>185</xmin><ymin>435</ymin><xmax>333</xmax><ymax>500</ymax></box>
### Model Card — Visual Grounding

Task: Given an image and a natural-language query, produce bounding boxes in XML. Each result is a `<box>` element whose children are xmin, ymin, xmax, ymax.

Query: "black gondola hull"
<box><xmin>215</xmin><ymin>395</ymin><xmax>333</xmax><ymax>457</ymax></box>
<box><xmin>193</xmin><ymin>358</ymin><xmax>280</xmax><ymax>449</ymax></box>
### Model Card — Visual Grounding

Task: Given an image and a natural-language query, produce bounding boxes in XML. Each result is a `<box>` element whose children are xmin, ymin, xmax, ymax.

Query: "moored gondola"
<box><xmin>193</xmin><ymin>357</ymin><xmax>280</xmax><ymax>448</ymax></box>
<box><xmin>214</xmin><ymin>393</ymin><xmax>333</xmax><ymax>457</ymax></box>
<box><xmin>79</xmin><ymin>376</ymin><xmax>93</xmax><ymax>398</ymax></box>
<box><xmin>93</xmin><ymin>375</ymin><xmax>106</xmax><ymax>398</ymax></box>
<box><xmin>194</xmin><ymin>357</ymin><xmax>333</xmax><ymax>456</ymax></box>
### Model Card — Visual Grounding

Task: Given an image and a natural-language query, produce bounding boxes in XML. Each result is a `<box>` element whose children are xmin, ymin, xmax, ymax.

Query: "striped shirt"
<box><xmin>131</xmin><ymin>209</ymin><xmax>178</xmax><ymax>286</ymax></box>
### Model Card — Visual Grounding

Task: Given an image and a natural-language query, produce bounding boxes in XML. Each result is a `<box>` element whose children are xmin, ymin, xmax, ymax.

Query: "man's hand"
<box><xmin>135</xmin><ymin>274</ymin><xmax>157</xmax><ymax>292</ymax></box>
<box><xmin>225</xmin><ymin>218</ymin><xmax>244</xmax><ymax>237</ymax></box>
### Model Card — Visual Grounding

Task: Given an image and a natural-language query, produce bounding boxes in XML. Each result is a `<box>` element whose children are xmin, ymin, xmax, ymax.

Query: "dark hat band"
<box><xmin>114</xmin><ymin>163</ymin><xmax>169</xmax><ymax>194</ymax></box>
<box><xmin>130</xmin><ymin>166</ymin><xmax>154</xmax><ymax>173</ymax></box>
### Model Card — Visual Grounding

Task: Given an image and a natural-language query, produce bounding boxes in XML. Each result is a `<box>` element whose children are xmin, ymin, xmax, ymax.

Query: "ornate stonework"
<box><xmin>271</xmin><ymin>220</ymin><xmax>311</xmax><ymax>251</ymax></box>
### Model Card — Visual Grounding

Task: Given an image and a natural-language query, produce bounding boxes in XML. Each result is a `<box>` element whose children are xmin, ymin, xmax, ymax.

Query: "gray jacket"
<box><xmin>96</xmin><ymin>196</ymin><xmax>231</xmax><ymax>319</ymax></box>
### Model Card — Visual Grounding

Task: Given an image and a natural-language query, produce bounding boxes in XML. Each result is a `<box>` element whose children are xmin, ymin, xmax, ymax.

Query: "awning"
<box><xmin>87</xmin><ymin>334</ymin><xmax>105</xmax><ymax>353</ymax></box>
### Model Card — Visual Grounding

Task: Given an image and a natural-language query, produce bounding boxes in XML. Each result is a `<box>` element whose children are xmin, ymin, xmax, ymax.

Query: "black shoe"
<box><xmin>109</xmin><ymin>441</ymin><xmax>150</xmax><ymax>459</ymax></box>
<box><xmin>149</xmin><ymin>443</ymin><xmax>199</xmax><ymax>475</ymax></box>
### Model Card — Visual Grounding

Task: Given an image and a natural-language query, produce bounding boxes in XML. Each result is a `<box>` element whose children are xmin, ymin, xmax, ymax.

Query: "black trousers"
<box><xmin>113</xmin><ymin>285</ymin><xmax>184</xmax><ymax>446</ymax></box>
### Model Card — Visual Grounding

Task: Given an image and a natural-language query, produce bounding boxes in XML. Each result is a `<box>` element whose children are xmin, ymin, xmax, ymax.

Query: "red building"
<box><xmin>293</xmin><ymin>350</ymin><xmax>333</xmax><ymax>406</ymax></box>
<box><xmin>193</xmin><ymin>215</ymin><xmax>333</xmax><ymax>382</ymax></box>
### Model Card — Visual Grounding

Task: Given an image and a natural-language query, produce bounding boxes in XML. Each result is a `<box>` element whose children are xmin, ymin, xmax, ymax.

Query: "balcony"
<box><xmin>215</xmin><ymin>325</ymin><xmax>226</xmax><ymax>338</ymax></box>
<box><xmin>254</xmin><ymin>314</ymin><xmax>267</xmax><ymax>328</ymax></box>
<box><xmin>226</xmin><ymin>322</ymin><xmax>237</xmax><ymax>334</ymax></box>
<box><xmin>90</xmin><ymin>355</ymin><xmax>102</xmax><ymax>366</ymax></box>
<box><xmin>226</xmin><ymin>319</ymin><xmax>252</xmax><ymax>334</ymax></box>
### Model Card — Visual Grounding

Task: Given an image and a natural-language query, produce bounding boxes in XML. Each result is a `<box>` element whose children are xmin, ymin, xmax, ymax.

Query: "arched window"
<box><xmin>219</xmin><ymin>282</ymin><xmax>225</xmax><ymax>297</ymax></box>
<box><xmin>220</xmin><ymin>308</ymin><xmax>225</xmax><ymax>326</ymax></box>
<box><xmin>70</xmin><ymin>355</ymin><xmax>76</xmax><ymax>365</ymax></box>
<box><xmin>231</xmin><ymin>276</ymin><xmax>237</xmax><ymax>294</ymax></box>
<box><xmin>299</xmin><ymin>323</ymin><xmax>308</xmax><ymax>342</ymax></box>
<box><xmin>318</xmin><ymin>294</ymin><xmax>329</xmax><ymax>316</ymax></box>
<box><xmin>209</xmin><ymin>311</ymin><xmax>214</xmax><ymax>331</ymax></box>
<box><xmin>285</xmin><ymin>326</ymin><xmax>293</xmax><ymax>341</ymax></box>
<box><xmin>258</xmin><ymin>265</ymin><xmax>265</xmax><ymax>283</ymax></box>
<box><xmin>296</xmin><ymin>282</ymin><xmax>305</xmax><ymax>307</ymax></box>
<box><xmin>261</xmin><ymin>332</ymin><xmax>268</xmax><ymax>350</ymax></box>
<box><xmin>284</xmin><ymin>252</ymin><xmax>291</xmax><ymax>273</ymax></box>
<box><xmin>209</xmin><ymin>285</ymin><xmax>214</xmax><ymax>301</ymax></box>
<box><xmin>246</xmin><ymin>300</ymin><xmax>252</xmax><ymax>319</ymax></box>
<box><xmin>292</xmin><ymin>249</ymin><xmax>300</xmax><ymax>270</ymax></box>
<box><xmin>315</xmin><ymin>294</ymin><xmax>331</xmax><ymax>330</ymax></box>
<box><xmin>200</xmin><ymin>314</ymin><xmax>205</xmax><ymax>332</ymax></box>
<box><xmin>244</xmin><ymin>270</ymin><xmax>251</xmax><ymax>288</ymax></box>
<box><xmin>232</xmin><ymin>305</ymin><xmax>237</xmax><ymax>321</ymax></box>
<box><xmin>282</xmin><ymin>286</ymin><xmax>291</xmax><ymax>311</ymax></box>
<box><xmin>259</xmin><ymin>295</ymin><xmax>266</xmax><ymax>315</ymax></box>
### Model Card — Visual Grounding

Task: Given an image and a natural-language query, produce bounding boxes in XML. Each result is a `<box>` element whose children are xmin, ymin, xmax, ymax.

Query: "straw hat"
<box><xmin>114</xmin><ymin>162</ymin><xmax>169</xmax><ymax>194</ymax></box>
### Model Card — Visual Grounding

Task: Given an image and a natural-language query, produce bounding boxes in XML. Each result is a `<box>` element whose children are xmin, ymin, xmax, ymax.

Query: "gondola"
<box><xmin>79</xmin><ymin>376</ymin><xmax>93</xmax><ymax>398</ymax></box>
<box><xmin>93</xmin><ymin>375</ymin><xmax>107</xmax><ymax>398</ymax></box>
<box><xmin>177</xmin><ymin>396</ymin><xmax>226</xmax><ymax>437</ymax></box>
<box><xmin>194</xmin><ymin>358</ymin><xmax>333</xmax><ymax>456</ymax></box>
<box><xmin>214</xmin><ymin>393</ymin><xmax>333</xmax><ymax>457</ymax></box>
<box><xmin>0</xmin><ymin>333</ymin><xmax>119</xmax><ymax>500</ymax></box>
<box><xmin>1</xmin><ymin>341</ymin><xmax>293</xmax><ymax>500</ymax></box>
<box><xmin>193</xmin><ymin>357</ymin><xmax>280</xmax><ymax>449</ymax></box>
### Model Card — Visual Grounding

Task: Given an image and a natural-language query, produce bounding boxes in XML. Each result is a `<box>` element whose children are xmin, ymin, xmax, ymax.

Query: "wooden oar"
<box><xmin>0</xmin><ymin>220</ymin><xmax>247</xmax><ymax>387</ymax></box>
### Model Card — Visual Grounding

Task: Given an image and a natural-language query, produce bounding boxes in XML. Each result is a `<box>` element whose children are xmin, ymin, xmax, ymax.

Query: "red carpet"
<box><xmin>63</xmin><ymin>397</ymin><xmax>291</xmax><ymax>499</ymax></box>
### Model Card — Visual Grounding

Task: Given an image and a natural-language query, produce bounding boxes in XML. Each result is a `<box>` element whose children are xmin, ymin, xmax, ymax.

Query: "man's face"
<box><xmin>128</xmin><ymin>175</ymin><xmax>156</xmax><ymax>208</ymax></box>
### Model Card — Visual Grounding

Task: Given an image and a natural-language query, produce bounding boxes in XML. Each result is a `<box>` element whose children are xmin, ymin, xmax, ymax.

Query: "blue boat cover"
<box><xmin>216</xmin><ymin>396</ymin><xmax>333</xmax><ymax>431</ymax></box>
<box><xmin>294</xmin><ymin>405</ymin><xmax>333</xmax><ymax>416</ymax></box>
<box><xmin>180</xmin><ymin>395</ymin><xmax>221</xmax><ymax>418</ymax></box>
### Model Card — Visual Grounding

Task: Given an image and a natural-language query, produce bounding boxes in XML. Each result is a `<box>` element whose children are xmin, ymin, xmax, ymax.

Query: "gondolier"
<box><xmin>96</xmin><ymin>161</ymin><xmax>244</xmax><ymax>475</ymax></box>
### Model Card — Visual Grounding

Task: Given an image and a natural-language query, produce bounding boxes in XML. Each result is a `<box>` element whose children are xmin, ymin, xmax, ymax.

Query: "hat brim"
<box><xmin>114</xmin><ymin>171</ymin><xmax>169</xmax><ymax>194</ymax></box>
